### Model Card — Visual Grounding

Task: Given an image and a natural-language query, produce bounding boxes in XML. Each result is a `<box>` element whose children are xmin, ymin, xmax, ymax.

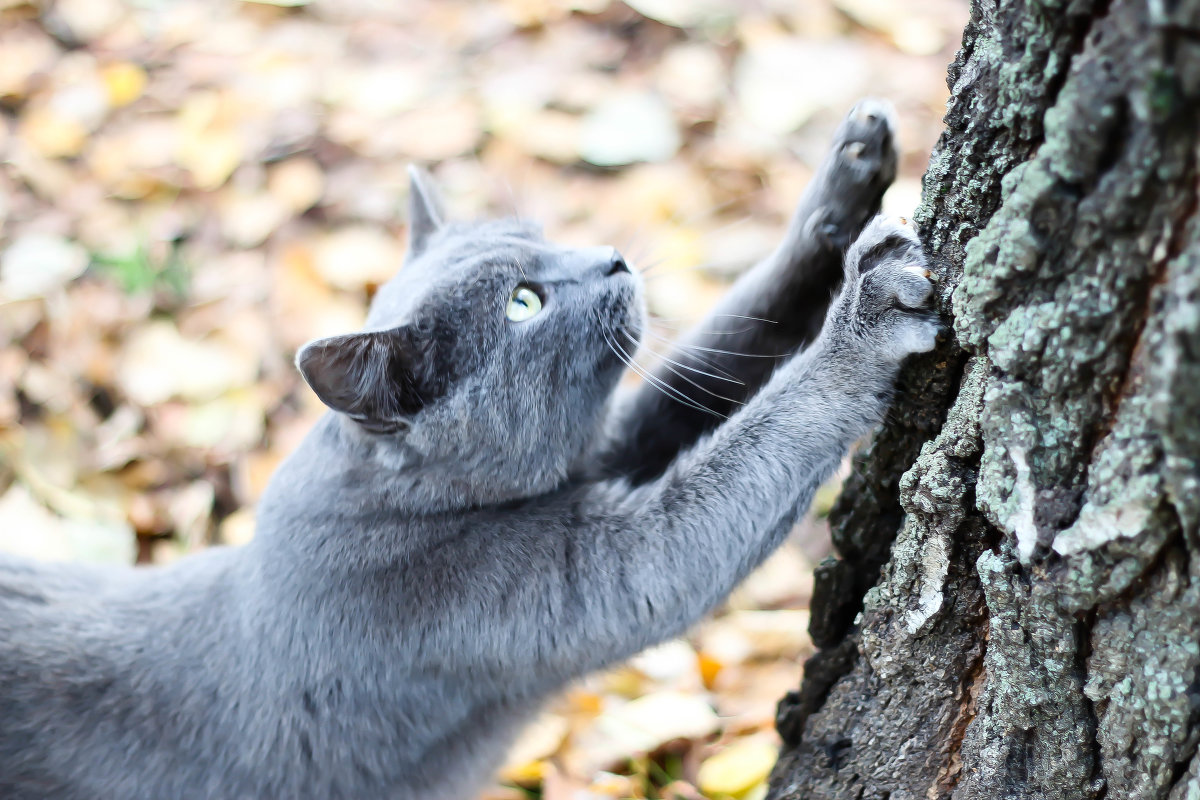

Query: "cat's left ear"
<box><xmin>295</xmin><ymin>327</ymin><xmax>434</xmax><ymax>434</ymax></box>
<box><xmin>406</xmin><ymin>165</ymin><xmax>445</xmax><ymax>259</ymax></box>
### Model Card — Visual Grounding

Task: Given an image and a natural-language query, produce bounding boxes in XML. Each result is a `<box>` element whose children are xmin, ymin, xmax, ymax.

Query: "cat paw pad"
<box><xmin>846</xmin><ymin>215</ymin><xmax>925</xmax><ymax>275</ymax></box>
<box><xmin>806</xmin><ymin>99</ymin><xmax>899</xmax><ymax>250</ymax></box>
<box><xmin>832</xmin><ymin>215</ymin><xmax>942</xmax><ymax>361</ymax></box>
<box><xmin>833</xmin><ymin>98</ymin><xmax>897</xmax><ymax>177</ymax></box>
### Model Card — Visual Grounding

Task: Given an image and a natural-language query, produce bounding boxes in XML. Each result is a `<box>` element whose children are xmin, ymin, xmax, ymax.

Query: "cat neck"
<box><xmin>250</xmin><ymin>413</ymin><xmax>544</xmax><ymax>558</ymax></box>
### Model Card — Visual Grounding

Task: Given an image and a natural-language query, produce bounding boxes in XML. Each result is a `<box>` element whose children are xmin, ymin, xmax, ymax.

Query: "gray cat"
<box><xmin>0</xmin><ymin>99</ymin><xmax>939</xmax><ymax>799</ymax></box>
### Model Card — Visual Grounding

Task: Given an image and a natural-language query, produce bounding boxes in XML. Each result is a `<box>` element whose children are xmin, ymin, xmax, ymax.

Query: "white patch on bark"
<box><xmin>1007</xmin><ymin>446</ymin><xmax>1040</xmax><ymax>562</ymax></box>
<box><xmin>904</xmin><ymin>529</ymin><xmax>950</xmax><ymax>634</ymax></box>
<box><xmin>1052</xmin><ymin>499</ymin><xmax>1151</xmax><ymax>556</ymax></box>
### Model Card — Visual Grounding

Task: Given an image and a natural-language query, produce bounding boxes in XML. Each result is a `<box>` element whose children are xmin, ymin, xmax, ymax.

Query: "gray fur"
<box><xmin>0</xmin><ymin>100</ymin><xmax>938</xmax><ymax>799</ymax></box>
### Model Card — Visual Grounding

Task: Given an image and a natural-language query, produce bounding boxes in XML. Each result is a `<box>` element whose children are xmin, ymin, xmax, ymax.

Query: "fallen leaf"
<box><xmin>116</xmin><ymin>322</ymin><xmax>260</xmax><ymax>405</ymax></box>
<box><xmin>733</xmin><ymin>38</ymin><xmax>870</xmax><ymax>134</ymax></box>
<box><xmin>628</xmin><ymin>639</ymin><xmax>704</xmax><ymax>691</ymax></box>
<box><xmin>623</xmin><ymin>0</ymin><xmax>737</xmax><ymax>28</ymax></box>
<box><xmin>500</xmin><ymin>712</ymin><xmax>570</xmax><ymax>780</ymax></box>
<box><xmin>271</xmin><ymin>242</ymin><xmax>366</xmax><ymax>348</ymax></box>
<box><xmin>18</xmin><ymin>104</ymin><xmax>89</xmax><ymax>158</ymax></box>
<box><xmin>579</xmin><ymin>92</ymin><xmax>680</xmax><ymax>167</ymax></box>
<box><xmin>49</xmin><ymin>0</ymin><xmax>126</xmax><ymax>42</ymax></box>
<box><xmin>101</xmin><ymin>62</ymin><xmax>147</xmax><ymax>107</ymax></box>
<box><xmin>697</xmin><ymin>736</ymin><xmax>778</xmax><ymax>797</ymax></box>
<box><xmin>313</xmin><ymin>226</ymin><xmax>404</xmax><ymax>290</ymax></box>
<box><xmin>0</xmin><ymin>234</ymin><xmax>89</xmax><ymax>300</ymax></box>
<box><xmin>695</xmin><ymin>610</ymin><xmax>812</xmax><ymax>665</ymax></box>
<box><xmin>218</xmin><ymin>189</ymin><xmax>289</xmax><ymax>248</ymax></box>
<box><xmin>501</xmin><ymin>109</ymin><xmax>582</xmax><ymax>164</ymax></box>
<box><xmin>892</xmin><ymin>18</ymin><xmax>948</xmax><ymax>56</ymax></box>
<box><xmin>386</xmin><ymin>101</ymin><xmax>483</xmax><ymax>161</ymax></box>
<box><xmin>0</xmin><ymin>26</ymin><xmax>60</xmax><ymax>100</ymax></box>
<box><xmin>178</xmin><ymin>391</ymin><xmax>266</xmax><ymax>452</ymax></box>
<box><xmin>0</xmin><ymin>483</ymin><xmax>135</xmax><ymax>564</ymax></box>
<box><xmin>566</xmin><ymin>690</ymin><xmax>719</xmax><ymax>776</ymax></box>
<box><xmin>268</xmin><ymin>157</ymin><xmax>325</xmax><ymax>213</ymax></box>
<box><xmin>657</xmin><ymin>43</ymin><xmax>727</xmax><ymax>112</ymax></box>
<box><xmin>834</xmin><ymin>0</ymin><xmax>949</xmax><ymax>56</ymax></box>
<box><xmin>176</xmin><ymin>91</ymin><xmax>246</xmax><ymax>190</ymax></box>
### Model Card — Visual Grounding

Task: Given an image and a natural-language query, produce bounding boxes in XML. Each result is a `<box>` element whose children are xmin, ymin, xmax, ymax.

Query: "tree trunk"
<box><xmin>768</xmin><ymin>1</ymin><xmax>1200</xmax><ymax>798</ymax></box>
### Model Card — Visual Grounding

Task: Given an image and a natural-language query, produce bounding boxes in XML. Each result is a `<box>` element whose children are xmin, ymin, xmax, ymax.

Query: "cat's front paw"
<box><xmin>834</xmin><ymin>98</ymin><xmax>898</xmax><ymax>189</ymax></box>
<box><xmin>807</xmin><ymin>99</ymin><xmax>899</xmax><ymax>250</ymax></box>
<box><xmin>829</xmin><ymin>215</ymin><xmax>941</xmax><ymax>362</ymax></box>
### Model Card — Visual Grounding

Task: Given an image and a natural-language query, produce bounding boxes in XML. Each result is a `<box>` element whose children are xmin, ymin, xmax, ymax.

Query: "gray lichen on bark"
<box><xmin>770</xmin><ymin>0</ymin><xmax>1200</xmax><ymax>798</ymax></box>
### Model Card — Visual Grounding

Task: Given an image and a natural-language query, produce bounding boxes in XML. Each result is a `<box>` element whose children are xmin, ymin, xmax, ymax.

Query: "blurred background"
<box><xmin>0</xmin><ymin>0</ymin><xmax>966</xmax><ymax>797</ymax></box>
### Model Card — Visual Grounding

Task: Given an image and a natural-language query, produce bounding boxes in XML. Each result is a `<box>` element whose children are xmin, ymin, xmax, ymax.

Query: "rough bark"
<box><xmin>769</xmin><ymin>1</ymin><xmax>1200</xmax><ymax>799</ymax></box>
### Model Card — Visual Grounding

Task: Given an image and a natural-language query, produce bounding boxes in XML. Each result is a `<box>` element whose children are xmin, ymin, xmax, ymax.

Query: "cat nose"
<box><xmin>606</xmin><ymin>249</ymin><xmax>630</xmax><ymax>276</ymax></box>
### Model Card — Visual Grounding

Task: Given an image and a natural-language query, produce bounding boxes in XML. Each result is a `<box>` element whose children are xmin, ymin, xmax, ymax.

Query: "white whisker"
<box><xmin>652</xmin><ymin>313</ymin><xmax>779</xmax><ymax>325</ymax></box>
<box><xmin>648</xmin><ymin>319</ymin><xmax>757</xmax><ymax>336</ymax></box>
<box><xmin>638</xmin><ymin>330</ymin><xmax>744</xmax><ymax>381</ymax></box>
<box><xmin>603</xmin><ymin>326</ymin><xmax>724</xmax><ymax>419</ymax></box>
<box><xmin>625</xmin><ymin>336</ymin><xmax>746</xmax><ymax>407</ymax></box>
<box><xmin>639</xmin><ymin>329</ymin><xmax>784</xmax><ymax>361</ymax></box>
<box><xmin>659</xmin><ymin>338</ymin><xmax>786</xmax><ymax>359</ymax></box>
<box><xmin>625</xmin><ymin>332</ymin><xmax>745</xmax><ymax>386</ymax></box>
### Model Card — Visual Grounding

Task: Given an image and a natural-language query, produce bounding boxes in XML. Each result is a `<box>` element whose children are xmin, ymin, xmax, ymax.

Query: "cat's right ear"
<box><xmin>295</xmin><ymin>327</ymin><xmax>433</xmax><ymax>434</ymax></box>
<box><xmin>406</xmin><ymin>165</ymin><xmax>445</xmax><ymax>259</ymax></box>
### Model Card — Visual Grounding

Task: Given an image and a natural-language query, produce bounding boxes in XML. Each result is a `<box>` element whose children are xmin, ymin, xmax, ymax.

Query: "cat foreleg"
<box><xmin>546</xmin><ymin>217</ymin><xmax>940</xmax><ymax>676</ymax></box>
<box><xmin>598</xmin><ymin>100</ymin><xmax>899</xmax><ymax>483</ymax></box>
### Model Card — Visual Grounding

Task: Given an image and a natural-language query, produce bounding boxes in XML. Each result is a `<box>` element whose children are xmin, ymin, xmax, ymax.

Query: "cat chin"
<box><xmin>612</xmin><ymin>276</ymin><xmax>647</xmax><ymax>340</ymax></box>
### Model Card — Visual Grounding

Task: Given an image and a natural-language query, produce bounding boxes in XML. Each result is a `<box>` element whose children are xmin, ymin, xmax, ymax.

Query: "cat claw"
<box><xmin>904</xmin><ymin>264</ymin><xmax>938</xmax><ymax>283</ymax></box>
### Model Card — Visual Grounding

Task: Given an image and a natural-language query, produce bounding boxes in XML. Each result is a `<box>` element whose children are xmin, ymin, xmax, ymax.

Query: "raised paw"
<box><xmin>830</xmin><ymin>215</ymin><xmax>941</xmax><ymax>362</ymax></box>
<box><xmin>845</xmin><ymin>215</ymin><xmax>925</xmax><ymax>277</ymax></box>
<box><xmin>836</xmin><ymin>98</ymin><xmax>898</xmax><ymax>184</ymax></box>
<box><xmin>806</xmin><ymin>98</ymin><xmax>899</xmax><ymax>249</ymax></box>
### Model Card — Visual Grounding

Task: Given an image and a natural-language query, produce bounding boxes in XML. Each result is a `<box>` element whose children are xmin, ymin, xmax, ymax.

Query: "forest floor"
<box><xmin>0</xmin><ymin>0</ymin><xmax>965</xmax><ymax>796</ymax></box>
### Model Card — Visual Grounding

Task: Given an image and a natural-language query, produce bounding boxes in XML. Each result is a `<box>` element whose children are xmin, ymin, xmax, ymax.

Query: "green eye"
<box><xmin>506</xmin><ymin>286</ymin><xmax>542</xmax><ymax>321</ymax></box>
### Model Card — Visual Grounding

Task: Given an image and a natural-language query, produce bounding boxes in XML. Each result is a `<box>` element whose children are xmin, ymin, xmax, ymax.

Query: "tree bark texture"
<box><xmin>769</xmin><ymin>1</ymin><xmax>1200</xmax><ymax>798</ymax></box>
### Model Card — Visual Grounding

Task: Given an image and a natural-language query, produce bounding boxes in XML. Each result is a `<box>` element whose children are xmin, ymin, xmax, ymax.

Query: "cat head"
<box><xmin>295</xmin><ymin>167</ymin><xmax>644</xmax><ymax>503</ymax></box>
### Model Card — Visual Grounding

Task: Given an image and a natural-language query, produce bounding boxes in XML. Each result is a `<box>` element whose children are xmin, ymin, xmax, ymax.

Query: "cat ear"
<box><xmin>296</xmin><ymin>327</ymin><xmax>429</xmax><ymax>434</ymax></box>
<box><xmin>406</xmin><ymin>165</ymin><xmax>445</xmax><ymax>258</ymax></box>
